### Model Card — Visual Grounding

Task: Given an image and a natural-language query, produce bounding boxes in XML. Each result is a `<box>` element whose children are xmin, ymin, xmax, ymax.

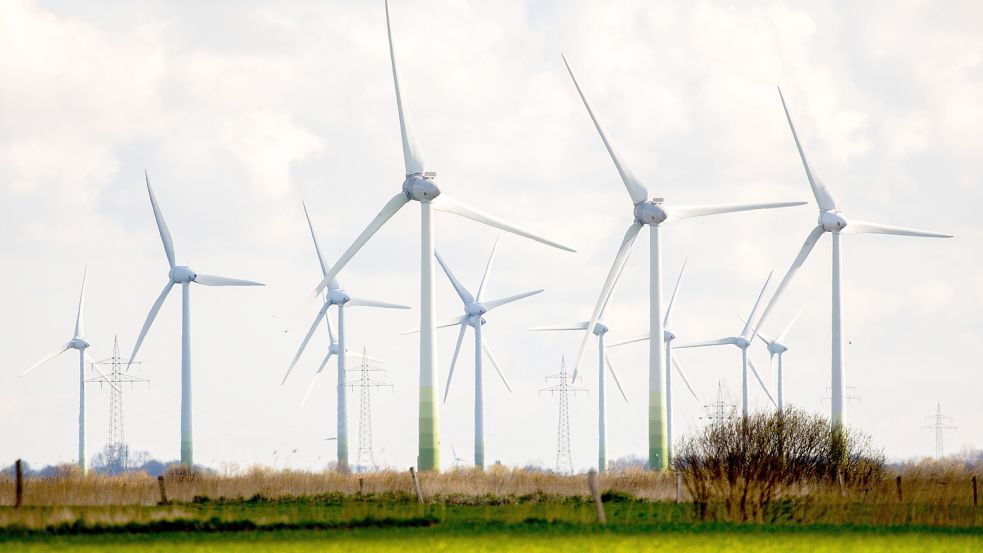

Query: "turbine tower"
<box><xmin>88</xmin><ymin>336</ymin><xmax>148</xmax><ymax>474</ymax></box>
<box><xmin>310</xmin><ymin>1</ymin><xmax>573</xmax><ymax>471</ymax></box>
<box><xmin>129</xmin><ymin>173</ymin><xmax>265</xmax><ymax>467</ymax></box>
<box><xmin>674</xmin><ymin>273</ymin><xmax>778</xmax><ymax>415</ymax></box>
<box><xmin>436</xmin><ymin>237</ymin><xmax>542</xmax><ymax>468</ymax></box>
<box><xmin>562</xmin><ymin>56</ymin><xmax>805</xmax><ymax>470</ymax></box>
<box><xmin>348</xmin><ymin>349</ymin><xmax>392</xmax><ymax>472</ymax></box>
<box><xmin>528</xmin><ymin>321</ymin><xmax>627</xmax><ymax>473</ymax></box>
<box><xmin>752</xmin><ymin>88</ymin><xmax>952</xmax><ymax>433</ymax></box>
<box><xmin>922</xmin><ymin>403</ymin><xmax>956</xmax><ymax>459</ymax></box>
<box><xmin>21</xmin><ymin>267</ymin><xmax>114</xmax><ymax>476</ymax></box>
<box><xmin>744</xmin><ymin>309</ymin><xmax>803</xmax><ymax>410</ymax></box>
<box><xmin>283</xmin><ymin>203</ymin><xmax>408</xmax><ymax>472</ymax></box>
<box><xmin>540</xmin><ymin>357</ymin><xmax>587</xmax><ymax>474</ymax></box>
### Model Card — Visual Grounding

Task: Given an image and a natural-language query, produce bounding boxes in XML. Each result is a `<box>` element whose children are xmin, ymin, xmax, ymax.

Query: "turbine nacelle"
<box><xmin>735</xmin><ymin>336</ymin><xmax>752</xmax><ymax>349</ymax></box>
<box><xmin>69</xmin><ymin>337</ymin><xmax>91</xmax><ymax>350</ymax></box>
<box><xmin>664</xmin><ymin>329</ymin><xmax>676</xmax><ymax>342</ymax></box>
<box><xmin>169</xmin><ymin>266</ymin><xmax>197</xmax><ymax>284</ymax></box>
<box><xmin>819</xmin><ymin>210</ymin><xmax>848</xmax><ymax>232</ymax></box>
<box><xmin>402</xmin><ymin>174</ymin><xmax>440</xmax><ymax>202</ymax></box>
<box><xmin>633</xmin><ymin>199</ymin><xmax>668</xmax><ymax>226</ymax></box>
<box><xmin>465</xmin><ymin>302</ymin><xmax>487</xmax><ymax>317</ymax></box>
<box><xmin>592</xmin><ymin>322</ymin><xmax>609</xmax><ymax>336</ymax></box>
<box><xmin>327</xmin><ymin>288</ymin><xmax>351</xmax><ymax>306</ymax></box>
<box><xmin>466</xmin><ymin>315</ymin><xmax>487</xmax><ymax>328</ymax></box>
<box><xmin>768</xmin><ymin>342</ymin><xmax>789</xmax><ymax>355</ymax></box>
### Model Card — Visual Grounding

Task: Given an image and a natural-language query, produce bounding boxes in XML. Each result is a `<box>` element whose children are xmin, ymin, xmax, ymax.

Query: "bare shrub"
<box><xmin>673</xmin><ymin>407</ymin><xmax>885</xmax><ymax>522</ymax></box>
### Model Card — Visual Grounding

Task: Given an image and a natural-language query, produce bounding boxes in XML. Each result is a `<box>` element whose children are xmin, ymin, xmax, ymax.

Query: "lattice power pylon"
<box><xmin>346</xmin><ymin>348</ymin><xmax>391</xmax><ymax>472</ymax></box>
<box><xmin>922</xmin><ymin>402</ymin><xmax>957</xmax><ymax>459</ymax></box>
<box><xmin>701</xmin><ymin>381</ymin><xmax>737</xmax><ymax>426</ymax></box>
<box><xmin>87</xmin><ymin>336</ymin><xmax>148</xmax><ymax>474</ymax></box>
<box><xmin>540</xmin><ymin>357</ymin><xmax>586</xmax><ymax>474</ymax></box>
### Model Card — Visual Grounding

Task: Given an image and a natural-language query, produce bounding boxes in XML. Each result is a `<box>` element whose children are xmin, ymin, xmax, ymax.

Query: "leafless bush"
<box><xmin>673</xmin><ymin>407</ymin><xmax>885</xmax><ymax>522</ymax></box>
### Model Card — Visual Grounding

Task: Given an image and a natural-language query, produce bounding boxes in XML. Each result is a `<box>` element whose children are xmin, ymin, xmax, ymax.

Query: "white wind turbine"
<box><xmin>752</xmin><ymin>88</ymin><xmax>953</xmax><ymax>430</ymax></box>
<box><xmin>608</xmin><ymin>259</ymin><xmax>704</xmax><ymax>462</ymax></box>
<box><xmin>528</xmin><ymin>318</ymin><xmax>628</xmax><ymax>473</ymax></box>
<box><xmin>672</xmin><ymin>273</ymin><xmax>778</xmax><ymax>415</ymax></box>
<box><xmin>21</xmin><ymin>267</ymin><xmax>115</xmax><ymax>476</ymax></box>
<box><xmin>741</xmin><ymin>309</ymin><xmax>803</xmax><ymax>411</ymax></box>
<box><xmin>435</xmin><ymin>237</ymin><xmax>542</xmax><ymax>468</ymax></box>
<box><xmin>129</xmin><ymin>173</ymin><xmax>265</xmax><ymax>467</ymax></box>
<box><xmin>562</xmin><ymin>55</ymin><xmax>805</xmax><ymax>469</ymax></box>
<box><xmin>282</xmin><ymin>202</ymin><xmax>408</xmax><ymax>472</ymax></box>
<box><xmin>309</xmin><ymin>1</ymin><xmax>573</xmax><ymax>471</ymax></box>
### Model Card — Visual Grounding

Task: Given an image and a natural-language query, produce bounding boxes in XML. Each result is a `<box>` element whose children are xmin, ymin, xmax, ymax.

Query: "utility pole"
<box><xmin>347</xmin><ymin>348</ymin><xmax>391</xmax><ymax>472</ymax></box>
<box><xmin>922</xmin><ymin>402</ymin><xmax>956</xmax><ymax>459</ymax></box>
<box><xmin>87</xmin><ymin>336</ymin><xmax>148</xmax><ymax>474</ymax></box>
<box><xmin>540</xmin><ymin>356</ymin><xmax>586</xmax><ymax>474</ymax></box>
<box><xmin>701</xmin><ymin>382</ymin><xmax>737</xmax><ymax>426</ymax></box>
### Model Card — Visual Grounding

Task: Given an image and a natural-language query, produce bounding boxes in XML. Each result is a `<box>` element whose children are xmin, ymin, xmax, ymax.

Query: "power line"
<box><xmin>922</xmin><ymin>402</ymin><xmax>957</xmax><ymax>459</ymax></box>
<box><xmin>540</xmin><ymin>356</ymin><xmax>586</xmax><ymax>474</ymax></box>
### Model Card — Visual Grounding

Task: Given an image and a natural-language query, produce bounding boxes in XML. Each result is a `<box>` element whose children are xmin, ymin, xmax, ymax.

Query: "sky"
<box><xmin>1</xmin><ymin>0</ymin><xmax>981</xmax><ymax>472</ymax></box>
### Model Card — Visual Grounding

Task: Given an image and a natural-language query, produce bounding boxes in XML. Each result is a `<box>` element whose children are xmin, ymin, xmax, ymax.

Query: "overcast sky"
<box><xmin>2</xmin><ymin>0</ymin><xmax>980</xmax><ymax>472</ymax></box>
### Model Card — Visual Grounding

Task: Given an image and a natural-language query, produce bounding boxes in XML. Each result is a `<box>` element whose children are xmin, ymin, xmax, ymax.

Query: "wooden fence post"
<box><xmin>359</xmin><ymin>478</ymin><xmax>365</xmax><ymax>495</ymax></box>
<box><xmin>157</xmin><ymin>475</ymin><xmax>168</xmax><ymax>505</ymax></box>
<box><xmin>409</xmin><ymin>467</ymin><xmax>424</xmax><ymax>504</ymax></box>
<box><xmin>837</xmin><ymin>470</ymin><xmax>846</xmax><ymax>498</ymax></box>
<box><xmin>587</xmin><ymin>469</ymin><xmax>606</xmax><ymax>524</ymax></box>
<box><xmin>972</xmin><ymin>476</ymin><xmax>978</xmax><ymax>507</ymax></box>
<box><xmin>895</xmin><ymin>475</ymin><xmax>903</xmax><ymax>502</ymax></box>
<box><xmin>14</xmin><ymin>459</ymin><xmax>23</xmax><ymax>509</ymax></box>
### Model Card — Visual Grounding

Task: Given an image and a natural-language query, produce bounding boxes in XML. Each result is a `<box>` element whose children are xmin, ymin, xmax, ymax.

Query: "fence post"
<box><xmin>587</xmin><ymin>469</ymin><xmax>606</xmax><ymax>524</ymax></box>
<box><xmin>359</xmin><ymin>478</ymin><xmax>365</xmax><ymax>495</ymax></box>
<box><xmin>409</xmin><ymin>467</ymin><xmax>424</xmax><ymax>504</ymax></box>
<box><xmin>675</xmin><ymin>472</ymin><xmax>682</xmax><ymax>503</ymax></box>
<box><xmin>895</xmin><ymin>475</ymin><xmax>903</xmax><ymax>502</ymax></box>
<box><xmin>837</xmin><ymin>469</ymin><xmax>846</xmax><ymax>498</ymax></box>
<box><xmin>157</xmin><ymin>475</ymin><xmax>168</xmax><ymax>505</ymax></box>
<box><xmin>972</xmin><ymin>476</ymin><xmax>978</xmax><ymax>507</ymax></box>
<box><xmin>14</xmin><ymin>459</ymin><xmax>23</xmax><ymax>509</ymax></box>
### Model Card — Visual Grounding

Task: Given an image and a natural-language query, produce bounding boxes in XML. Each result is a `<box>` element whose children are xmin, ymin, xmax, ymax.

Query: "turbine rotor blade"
<box><xmin>527</xmin><ymin>321</ymin><xmax>590</xmax><ymax>331</ymax></box>
<box><xmin>84</xmin><ymin>351</ymin><xmax>121</xmax><ymax>393</ymax></box>
<box><xmin>748</xmin><ymin>355</ymin><xmax>777</xmax><ymax>408</ymax></box>
<box><xmin>561</xmin><ymin>55</ymin><xmax>649</xmax><ymax>204</ymax></box>
<box><xmin>482</xmin><ymin>289</ymin><xmax>543</xmax><ymax>312</ymax></box>
<box><xmin>777</xmin><ymin>87</ymin><xmax>837</xmax><ymax>210</ymax></box>
<box><xmin>475</xmin><ymin>235</ymin><xmax>500</xmax><ymax>303</ymax></box>
<box><xmin>145</xmin><ymin>171</ymin><xmax>176</xmax><ymax>269</ymax></box>
<box><xmin>128</xmin><ymin>281</ymin><xmax>175</xmax><ymax>369</ymax></box>
<box><xmin>75</xmin><ymin>266</ymin><xmax>87</xmax><ymax>338</ymax></box>
<box><xmin>434</xmin><ymin>251</ymin><xmax>474</xmax><ymax>304</ymax></box>
<box><xmin>300</xmin><ymin>355</ymin><xmax>333</xmax><ymax>408</ymax></box>
<box><xmin>302</xmin><ymin>202</ymin><xmax>341</xmax><ymax>291</ymax></box>
<box><xmin>663</xmin><ymin>258</ymin><xmax>688</xmax><ymax>327</ymax></box>
<box><xmin>385</xmin><ymin>0</ymin><xmax>427</xmax><ymax>175</ymax></box>
<box><xmin>194</xmin><ymin>274</ymin><xmax>265</xmax><ymax>287</ymax></box>
<box><xmin>738</xmin><ymin>314</ymin><xmax>776</xmax><ymax>344</ymax></box>
<box><xmin>572</xmin><ymin>221</ymin><xmax>643</xmax><ymax>378</ymax></box>
<box><xmin>313</xmin><ymin>193</ymin><xmax>411</xmax><ymax>296</ymax></box>
<box><xmin>431</xmin><ymin>195</ymin><xmax>575</xmax><ymax>252</ymax></box>
<box><xmin>753</xmin><ymin>225</ymin><xmax>825</xmax><ymax>336</ymax></box>
<box><xmin>608</xmin><ymin>333</ymin><xmax>650</xmax><ymax>348</ymax></box>
<box><xmin>481</xmin><ymin>339</ymin><xmax>512</xmax><ymax>393</ymax></box>
<box><xmin>283</xmin><ymin>302</ymin><xmax>331</xmax><ymax>385</ymax></box>
<box><xmin>443</xmin><ymin>323</ymin><xmax>468</xmax><ymax>403</ymax></box>
<box><xmin>776</xmin><ymin>307</ymin><xmax>805</xmax><ymax>344</ymax></box>
<box><xmin>667</xmin><ymin>201</ymin><xmax>807</xmax><ymax>222</ymax></box>
<box><xmin>347</xmin><ymin>297</ymin><xmax>411</xmax><ymax>309</ymax></box>
<box><xmin>671</xmin><ymin>355</ymin><xmax>701</xmax><ymax>403</ymax></box>
<box><xmin>22</xmin><ymin>343</ymin><xmax>71</xmax><ymax>376</ymax></box>
<box><xmin>740</xmin><ymin>271</ymin><xmax>774</xmax><ymax>340</ymax></box>
<box><xmin>841</xmin><ymin>220</ymin><xmax>953</xmax><ymax>238</ymax></box>
<box><xmin>401</xmin><ymin>315</ymin><xmax>467</xmax><ymax>335</ymax></box>
<box><xmin>605</xmin><ymin>353</ymin><xmax>629</xmax><ymax>404</ymax></box>
<box><xmin>675</xmin><ymin>337</ymin><xmax>739</xmax><ymax>349</ymax></box>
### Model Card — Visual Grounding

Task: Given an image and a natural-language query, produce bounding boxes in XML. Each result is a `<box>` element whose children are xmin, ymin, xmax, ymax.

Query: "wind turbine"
<box><xmin>282</xmin><ymin>203</ymin><xmax>408</xmax><ymax>472</ymax></box>
<box><xmin>434</xmin><ymin>237</ymin><xmax>541</xmax><ymax>468</ymax></box>
<box><xmin>608</xmin><ymin>259</ymin><xmax>704</xmax><ymax>462</ymax></box>
<box><xmin>562</xmin><ymin>55</ymin><xmax>805</xmax><ymax>469</ymax></box>
<box><xmin>528</xmin><ymin>319</ymin><xmax>627</xmax><ymax>473</ymax></box>
<box><xmin>309</xmin><ymin>1</ymin><xmax>573</xmax><ymax>471</ymax></box>
<box><xmin>21</xmin><ymin>267</ymin><xmax>114</xmax><ymax>476</ymax></box>
<box><xmin>129</xmin><ymin>173</ymin><xmax>265</xmax><ymax>467</ymax></box>
<box><xmin>741</xmin><ymin>309</ymin><xmax>803</xmax><ymax>410</ymax></box>
<box><xmin>673</xmin><ymin>273</ymin><xmax>778</xmax><ymax>415</ymax></box>
<box><xmin>752</xmin><ymin>88</ymin><xmax>953</xmax><ymax>430</ymax></box>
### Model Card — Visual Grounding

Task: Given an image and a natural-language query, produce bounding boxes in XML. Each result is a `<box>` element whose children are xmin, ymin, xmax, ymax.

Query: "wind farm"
<box><xmin>2</xmin><ymin>1</ymin><xmax>979</xmax><ymax>551</ymax></box>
